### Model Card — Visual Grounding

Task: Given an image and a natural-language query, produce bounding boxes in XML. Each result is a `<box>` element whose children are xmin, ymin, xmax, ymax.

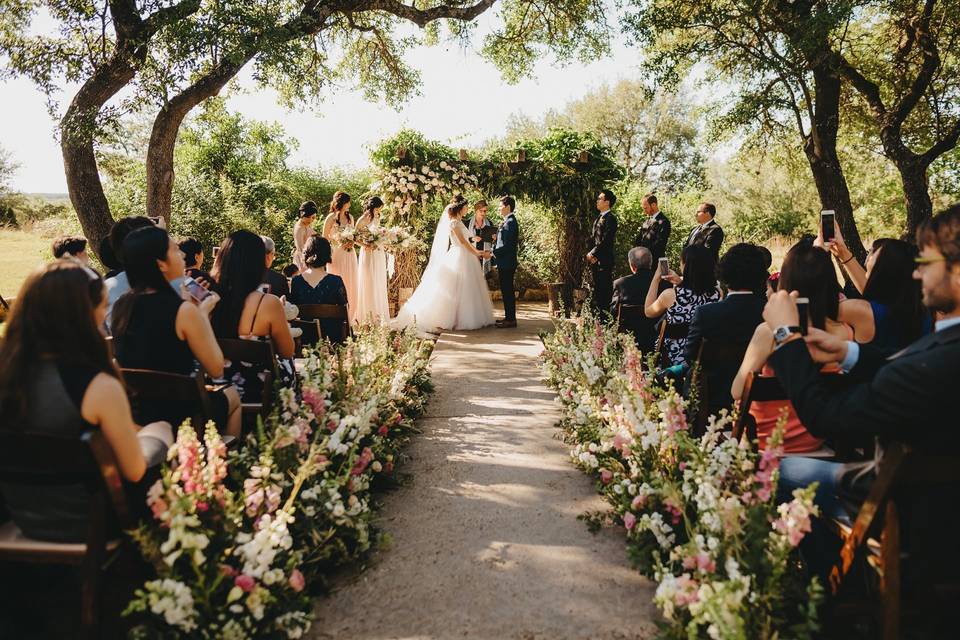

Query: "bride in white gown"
<box><xmin>392</xmin><ymin>198</ymin><xmax>495</xmax><ymax>333</ymax></box>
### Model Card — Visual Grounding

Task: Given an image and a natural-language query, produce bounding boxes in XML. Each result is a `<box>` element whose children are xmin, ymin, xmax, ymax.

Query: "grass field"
<box><xmin>0</xmin><ymin>228</ymin><xmax>51</xmax><ymax>299</ymax></box>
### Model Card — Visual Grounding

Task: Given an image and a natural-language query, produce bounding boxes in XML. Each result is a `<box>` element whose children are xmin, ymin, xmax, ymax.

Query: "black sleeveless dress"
<box><xmin>113</xmin><ymin>292</ymin><xmax>229</xmax><ymax>429</ymax></box>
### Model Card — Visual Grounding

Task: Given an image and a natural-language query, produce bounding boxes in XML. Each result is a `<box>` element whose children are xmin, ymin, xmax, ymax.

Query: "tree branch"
<box><xmin>361</xmin><ymin>0</ymin><xmax>499</xmax><ymax>27</ymax></box>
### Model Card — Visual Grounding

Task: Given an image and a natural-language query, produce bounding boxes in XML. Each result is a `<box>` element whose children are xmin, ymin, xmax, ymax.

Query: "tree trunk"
<box><xmin>61</xmin><ymin>61</ymin><xmax>138</xmax><ymax>256</ymax></box>
<box><xmin>897</xmin><ymin>157</ymin><xmax>933</xmax><ymax>240</ymax></box>
<box><xmin>803</xmin><ymin>66</ymin><xmax>867</xmax><ymax>262</ymax></box>
<box><xmin>146</xmin><ymin>58</ymin><xmax>253</xmax><ymax>224</ymax></box>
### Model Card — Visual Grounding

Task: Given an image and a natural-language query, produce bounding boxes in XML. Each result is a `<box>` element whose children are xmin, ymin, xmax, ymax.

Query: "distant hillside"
<box><xmin>25</xmin><ymin>193</ymin><xmax>70</xmax><ymax>203</ymax></box>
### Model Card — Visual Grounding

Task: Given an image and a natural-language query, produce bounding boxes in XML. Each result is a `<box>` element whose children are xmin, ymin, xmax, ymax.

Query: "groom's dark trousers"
<box><xmin>499</xmin><ymin>266</ymin><xmax>517</xmax><ymax>322</ymax></box>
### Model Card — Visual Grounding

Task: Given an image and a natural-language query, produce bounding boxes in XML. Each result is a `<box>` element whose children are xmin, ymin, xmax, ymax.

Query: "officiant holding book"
<box><xmin>466</xmin><ymin>199</ymin><xmax>497</xmax><ymax>274</ymax></box>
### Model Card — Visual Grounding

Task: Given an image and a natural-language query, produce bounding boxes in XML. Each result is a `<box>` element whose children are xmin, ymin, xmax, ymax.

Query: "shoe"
<box><xmin>496</xmin><ymin>320</ymin><xmax>517</xmax><ymax>328</ymax></box>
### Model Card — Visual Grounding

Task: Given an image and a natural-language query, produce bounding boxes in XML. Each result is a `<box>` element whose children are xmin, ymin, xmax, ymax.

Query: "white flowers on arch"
<box><xmin>373</xmin><ymin>160</ymin><xmax>481</xmax><ymax>219</ymax></box>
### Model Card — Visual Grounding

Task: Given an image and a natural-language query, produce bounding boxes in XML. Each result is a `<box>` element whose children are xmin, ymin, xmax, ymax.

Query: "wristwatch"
<box><xmin>773</xmin><ymin>325</ymin><xmax>802</xmax><ymax>348</ymax></box>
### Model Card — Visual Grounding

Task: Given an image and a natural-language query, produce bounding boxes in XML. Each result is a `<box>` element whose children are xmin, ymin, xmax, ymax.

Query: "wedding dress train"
<box><xmin>392</xmin><ymin>215</ymin><xmax>494</xmax><ymax>332</ymax></box>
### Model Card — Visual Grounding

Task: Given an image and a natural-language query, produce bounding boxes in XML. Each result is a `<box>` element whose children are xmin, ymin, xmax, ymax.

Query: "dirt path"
<box><xmin>310</xmin><ymin>303</ymin><xmax>657</xmax><ymax>639</ymax></box>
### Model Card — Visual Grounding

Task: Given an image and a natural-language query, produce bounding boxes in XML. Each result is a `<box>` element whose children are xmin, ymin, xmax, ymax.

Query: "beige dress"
<box><xmin>326</xmin><ymin>215</ymin><xmax>359</xmax><ymax>324</ymax></box>
<box><xmin>355</xmin><ymin>214</ymin><xmax>390</xmax><ymax>323</ymax></box>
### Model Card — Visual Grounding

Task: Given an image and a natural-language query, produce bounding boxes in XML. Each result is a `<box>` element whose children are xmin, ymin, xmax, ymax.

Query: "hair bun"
<box><xmin>299</xmin><ymin>201</ymin><xmax>318</xmax><ymax>216</ymax></box>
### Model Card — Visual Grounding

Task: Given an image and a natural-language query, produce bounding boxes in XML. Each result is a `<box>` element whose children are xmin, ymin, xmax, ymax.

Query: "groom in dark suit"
<box><xmin>493</xmin><ymin>195</ymin><xmax>520</xmax><ymax>328</ymax></box>
<box><xmin>586</xmin><ymin>189</ymin><xmax>618</xmax><ymax>317</ymax></box>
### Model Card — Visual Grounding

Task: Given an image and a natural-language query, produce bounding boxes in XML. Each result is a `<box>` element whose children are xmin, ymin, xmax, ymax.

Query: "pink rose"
<box><xmin>623</xmin><ymin>512</ymin><xmax>637</xmax><ymax>531</ymax></box>
<box><xmin>235</xmin><ymin>574</ymin><xmax>256</xmax><ymax>592</ymax></box>
<box><xmin>288</xmin><ymin>569</ymin><xmax>305</xmax><ymax>592</ymax></box>
<box><xmin>631</xmin><ymin>495</ymin><xmax>647</xmax><ymax>510</ymax></box>
<box><xmin>600</xmin><ymin>469</ymin><xmax>614</xmax><ymax>485</ymax></box>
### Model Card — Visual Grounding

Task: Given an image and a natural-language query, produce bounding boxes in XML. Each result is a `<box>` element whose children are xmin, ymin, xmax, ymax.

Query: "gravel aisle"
<box><xmin>310</xmin><ymin>303</ymin><xmax>657</xmax><ymax>640</ymax></box>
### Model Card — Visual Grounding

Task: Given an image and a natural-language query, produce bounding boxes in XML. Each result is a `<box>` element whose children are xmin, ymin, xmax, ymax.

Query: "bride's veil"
<box><xmin>419</xmin><ymin>206</ymin><xmax>451</xmax><ymax>286</ymax></box>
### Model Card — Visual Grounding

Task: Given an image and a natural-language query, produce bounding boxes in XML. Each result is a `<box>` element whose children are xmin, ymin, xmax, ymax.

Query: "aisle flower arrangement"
<box><xmin>125</xmin><ymin>326</ymin><xmax>433</xmax><ymax>638</ymax></box>
<box><xmin>541</xmin><ymin>312</ymin><xmax>822</xmax><ymax>639</ymax></box>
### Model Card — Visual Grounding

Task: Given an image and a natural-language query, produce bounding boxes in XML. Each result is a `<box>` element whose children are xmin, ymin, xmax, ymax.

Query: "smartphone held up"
<box><xmin>820</xmin><ymin>210</ymin><xmax>835</xmax><ymax>243</ymax></box>
<box><xmin>796</xmin><ymin>297</ymin><xmax>809</xmax><ymax>336</ymax></box>
<box><xmin>658</xmin><ymin>257</ymin><xmax>670</xmax><ymax>278</ymax></box>
<box><xmin>184</xmin><ymin>277</ymin><xmax>212</xmax><ymax>303</ymax></box>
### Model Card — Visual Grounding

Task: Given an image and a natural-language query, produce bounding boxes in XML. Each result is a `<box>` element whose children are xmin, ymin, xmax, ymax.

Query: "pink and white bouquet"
<box><xmin>331</xmin><ymin>224</ymin><xmax>358</xmax><ymax>251</ymax></box>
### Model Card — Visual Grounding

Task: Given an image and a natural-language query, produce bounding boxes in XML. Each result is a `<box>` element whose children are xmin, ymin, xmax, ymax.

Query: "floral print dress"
<box><xmin>664</xmin><ymin>285</ymin><xmax>720</xmax><ymax>366</ymax></box>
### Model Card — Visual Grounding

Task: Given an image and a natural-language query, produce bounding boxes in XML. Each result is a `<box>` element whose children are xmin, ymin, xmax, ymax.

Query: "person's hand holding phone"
<box><xmin>661</xmin><ymin>269</ymin><xmax>682</xmax><ymax>286</ymax></box>
<box><xmin>197</xmin><ymin>291</ymin><xmax>220</xmax><ymax>316</ymax></box>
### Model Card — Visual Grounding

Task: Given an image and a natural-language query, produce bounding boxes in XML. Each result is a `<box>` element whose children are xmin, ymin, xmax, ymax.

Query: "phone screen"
<box><xmin>659</xmin><ymin>257</ymin><xmax>669</xmax><ymax>277</ymax></box>
<box><xmin>796</xmin><ymin>297</ymin><xmax>809</xmax><ymax>335</ymax></box>
<box><xmin>184</xmin><ymin>277</ymin><xmax>211</xmax><ymax>303</ymax></box>
<box><xmin>821</xmin><ymin>210</ymin><xmax>836</xmax><ymax>242</ymax></box>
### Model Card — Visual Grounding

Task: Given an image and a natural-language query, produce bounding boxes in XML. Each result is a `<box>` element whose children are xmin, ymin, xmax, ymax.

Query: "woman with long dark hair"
<box><xmin>832</xmin><ymin>237</ymin><xmax>932</xmax><ymax>349</ymax></box>
<box><xmin>0</xmin><ymin>260</ymin><xmax>170</xmax><ymax>541</ymax></box>
<box><xmin>210</xmin><ymin>230</ymin><xmax>295</xmax><ymax>399</ymax></box>
<box><xmin>111</xmin><ymin>225</ymin><xmax>241</xmax><ymax>437</ymax></box>
<box><xmin>731</xmin><ymin>238</ymin><xmax>853</xmax><ymax>453</ymax></box>
<box><xmin>644</xmin><ymin>243</ymin><xmax>721</xmax><ymax>365</ymax></box>
<box><xmin>322</xmin><ymin>191</ymin><xmax>359</xmax><ymax>324</ymax></box>
<box><xmin>355</xmin><ymin>195</ymin><xmax>390</xmax><ymax>323</ymax></box>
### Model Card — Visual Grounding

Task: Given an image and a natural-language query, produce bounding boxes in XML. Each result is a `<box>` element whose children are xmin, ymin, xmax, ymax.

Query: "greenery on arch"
<box><xmin>369</xmin><ymin>128</ymin><xmax>625</xmax><ymax>294</ymax></box>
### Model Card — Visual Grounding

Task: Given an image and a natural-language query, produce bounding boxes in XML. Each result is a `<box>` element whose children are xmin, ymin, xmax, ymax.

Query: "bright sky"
<box><xmin>0</xmin><ymin>22</ymin><xmax>639</xmax><ymax>194</ymax></box>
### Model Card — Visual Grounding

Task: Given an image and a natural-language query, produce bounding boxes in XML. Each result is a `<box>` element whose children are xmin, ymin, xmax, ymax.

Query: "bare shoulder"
<box><xmin>86</xmin><ymin>372</ymin><xmax>125</xmax><ymax>403</ymax></box>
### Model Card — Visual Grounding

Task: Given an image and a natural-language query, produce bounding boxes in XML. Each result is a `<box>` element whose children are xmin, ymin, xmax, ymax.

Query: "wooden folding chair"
<box><xmin>119</xmin><ymin>368</ymin><xmax>212</xmax><ymax>430</ymax></box>
<box><xmin>297</xmin><ymin>303</ymin><xmax>350</xmax><ymax>344</ymax></box>
<box><xmin>689</xmin><ymin>338</ymin><xmax>751</xmax><ymax>434</ymax></box>
<box><xmin>217</xmin><ymin>338</ymin><xmax>278</xmax><ymax>417</ymax></box>
<box><xmin>0</xmin><ymin>431</ymin><xmax>133</xmax><ymax>639</ymax></box>
<box><xmin>731</xmin><ymin>371</ymin><xmax>784</xmax><ymax>444</ymax></box>
<box><xmin>828</xmin><ymin>442</ymin><xmax>960</xmax><ymax>639</ymax></box>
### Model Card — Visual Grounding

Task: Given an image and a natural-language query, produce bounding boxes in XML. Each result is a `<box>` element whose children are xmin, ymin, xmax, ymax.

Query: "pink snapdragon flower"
<box><xmin>288</xmin><ymin>569</ymin><xmax>305</xmax><ymax>593</ymax></box>
<box><xmin>600</xmin><ymin>469</ymin><xmax>614</xmax><ymax>485</ymax></box>
<box><xmin>234</xmin><ymin>574</ymin><xmax>256</xmax><ymax>592</ymax></box>
<box><xmin>623</xmin><ymin>512</ymin><xmax>637</xmax><ymax>531</ymax></box>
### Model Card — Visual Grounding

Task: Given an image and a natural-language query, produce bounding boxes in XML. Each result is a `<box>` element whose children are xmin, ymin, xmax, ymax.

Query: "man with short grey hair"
<box><xmin>611</xmin><ymin>246</ymin><xmax>657</xmax><ymax>351</ymax></box>
<box><xmin>260</xmin><ymin>235</ymin><xmax>290</xmax><ymax>298</ymax></box>
<box><xmin>628</xmin><ymin>246</ymin><xmax>653</xmax><ymax>271</ymax></box>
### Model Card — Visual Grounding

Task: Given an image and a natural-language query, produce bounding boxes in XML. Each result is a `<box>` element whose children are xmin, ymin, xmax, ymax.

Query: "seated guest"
<box><xmin>731</xmin><ymin>239</ymin><xmax>850</xmax><ymax>454</ymax></box>
<box><xmin>0</xmin><ymin>260</ymin><xmax>172</xmax><ymax>542</ymax></box>
<box><xmin>282</xmin><ymin>263</ymin><xmax>300</xmax><ymax>280</ymax></box>
<box><xmin>111</xmin><ymin>226</ymin><xmax>241</xmax><ymax>437</ymax></box>
<box><xmin>288</xmin><ymin>236</ymin><xmax>350</xmax><ymax>344</ymax></box>
<box><xmin>178</xmin><ymin>236</ymin><xmax>213</xmax><ymax>284</ymax></box>
<box><xmin>765</xmin><ymin>204</ymin><xmax>960</xmax><ymax>589</ymax></box>
<box><xmin>682</xmin><ymin>243</ymin><xmax>768</xmax><ymax>415</ymax></box>
<box><xmin>51</xmin><ymin>235</ymin><xmax>89</xmax><ymax>264</ymax></box>
<box><xmin>261</xmin><ymin>235</ymin><xmax>290</xmax><ymax>298</ymax></box>
<box><xmin>827</xmin><ymin>230</ymin><xmax>931</xmax><ymax>350</ymax></box>
<box><xmin>610</xmin><ymin>247</ymin><xmax>657</xmax><ymax>352</ymax></box>
<box><xmin>98</xmin><ymin>236</ymin><xmax>122</xmax><ymax>279</ymax></box>
<box><xmin>644</xmin><ymin>244</ymin><xmax>720</xmax><ymax>366</ymax></box>
<box><xmin>104</xmin><ymin>216</ymin><xmax>156</xmax><ymax>328</ymax></box>
<box><xmin>766</xmin><ymin>271</ymin><xmax>780</xmax><ymax>298</ymax></box>
<box><xmin>210</xmin><ymin>231</ymin><xmax>295</xmax><ymax>400</ymax></box>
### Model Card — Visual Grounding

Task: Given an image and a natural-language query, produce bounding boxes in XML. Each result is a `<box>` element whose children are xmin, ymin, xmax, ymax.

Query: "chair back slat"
<box><xmin>120</xmin><ymin>368</ymin><xmax>211</xmax><ymax>427</ymax></box>
<box><xmin>297</xmin><ymin>304</ymin><xmax>349</xmax><ymax>343</ymax></box>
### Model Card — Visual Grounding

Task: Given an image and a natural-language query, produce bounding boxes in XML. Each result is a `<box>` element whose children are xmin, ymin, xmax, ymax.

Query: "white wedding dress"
<box><xmin>392</xmin><ymin>215</ymin><xmax>495</xmax><ymax>333</ymax></box>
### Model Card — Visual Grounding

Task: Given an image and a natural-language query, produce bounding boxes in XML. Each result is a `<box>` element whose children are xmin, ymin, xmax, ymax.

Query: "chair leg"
<box><xmin>880</xmin><ymin>500</ymin><xmax>900</xmax><ymax>640</ymax></box>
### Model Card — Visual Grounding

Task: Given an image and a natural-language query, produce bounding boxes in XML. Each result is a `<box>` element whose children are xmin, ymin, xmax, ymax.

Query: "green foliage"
<box><xmin>102</xmin><ymin>102</ymin><xmax>371</xmax><ymax>267</ymax></box>
<box><xmin>502</xmin><ymin>80</ymin><xmax>707</xmax><ymax>193</ymax></box>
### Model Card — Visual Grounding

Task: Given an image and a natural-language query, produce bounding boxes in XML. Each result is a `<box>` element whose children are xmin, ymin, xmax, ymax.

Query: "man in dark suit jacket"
<box><xmin>633</xmin><ymin>193</ymin><xmax>671</xmax><ymax>261</ymax></box>
<box><xmin>261</xmin><ymin>236</ymin><xmax>290</xmax><ymax>298</ymax></box>
<box><xmin>610</xmin><ymin>247</ymin><xmax>657</xmax><ymax>352</ymax></box>
<box><xmin>586</xmin><ymin>189</ymin><xmax>618</xmax><ymax>316</ymax></box>
<box><xmin>764</xmin><ymin>205</ymin><xmax>960</xmax><ymax>586</ymax></box>
<box><xmin>682</xmin><ymin>202</ymin><xmax>724</xmax><ymax>262</ymax></box>
<box><xmin>493</xmin><ymin>196</ymin><xmax>520</xmax><ymax>328</ymax></box>
<box><xmin>681</xmin><ymin>243</ymin><xmax>768</xmax><ymax>415</ymax></box>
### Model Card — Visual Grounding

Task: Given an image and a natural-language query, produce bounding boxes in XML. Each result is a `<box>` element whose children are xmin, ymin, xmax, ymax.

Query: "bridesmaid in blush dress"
<box><xmin>354</xmin><ymin>196</ymin><xmax>390</xmax><ymax>324</ymax></box>
<box><xmin>322</xmin><ymin>190</ymin><xmax>359</xmax><ymax>324</ymax></box>
<box><xmin>292</xmin><ymin>200</ymin><xmax>317</xmax><ymax>271</ymax></box>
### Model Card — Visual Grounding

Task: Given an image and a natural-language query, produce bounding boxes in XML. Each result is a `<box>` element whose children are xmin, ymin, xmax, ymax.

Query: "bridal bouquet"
<box><xmin>331</xmin><ymin>224</ymin><xmax>358</xmax><ymax>251</ymax></box>
<box><xmin>378</xmin><ymin>224</ymin><xmax>424</xmax><ymax>253</ymax></box>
